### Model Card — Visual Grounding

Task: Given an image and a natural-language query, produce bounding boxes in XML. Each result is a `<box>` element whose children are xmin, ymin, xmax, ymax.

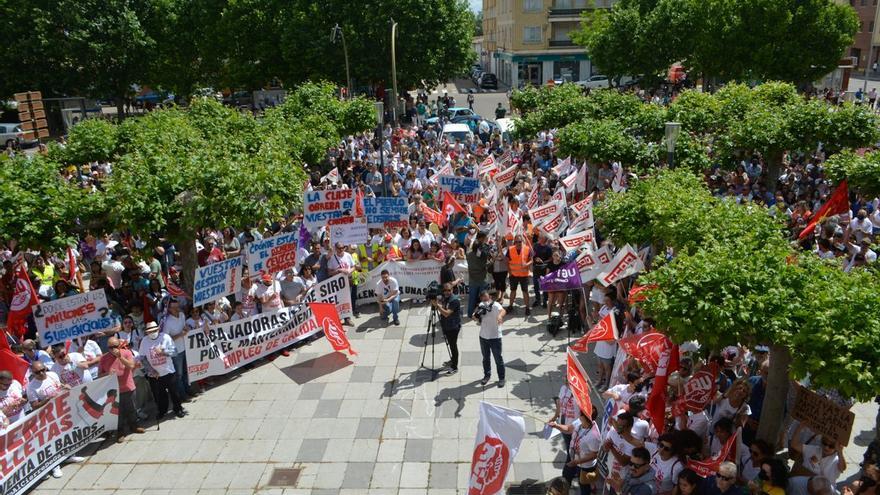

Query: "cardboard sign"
<box><xmin>36</xmin><ymin>290</ymin><xmax>117</xmax><ymax>347</ymax></box>
<box><xmin>791</xmin><ymin>383</ymin><xmax>855</xmax><ymax>446</ymax></box>
<box><xmin>303</xmin><ymin>189</ymin><xmax>356</xmax><ymax>228</ymax></box>
<box><xmin>246</xmin><ymin>231</ymin><xmax>298</xmax><ymax>275</ymax></box>
<box><xmin>330</xmin><ymin>221</ymin><xmax>370</xmax><ymax>246</ymax></box>
<box><xmin>439</xmin><ymin>175</ymin><xmax>481</xmax><ymax>204</ymax></box>
<box><xmin>364</xmin><ymin>197</ymin><xmax>409</xmax><ymax>228</ymax></box>
<box><xmin>193</xmin><ymin>257</ymin><xmax>243</xmax><ymax>306</ymax></box>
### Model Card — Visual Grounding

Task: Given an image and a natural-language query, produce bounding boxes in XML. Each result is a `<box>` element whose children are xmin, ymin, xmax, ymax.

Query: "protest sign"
<box><xmin>356</xmin><ymin>260</ymin><xmax>470</xmax><ymax>304</ymax></box>
<box><xmin>571</xmin><ymin>195</ymin><xmax>593</xmax><ymax>216</ymax></box>
<box><xmin>539</xmin><ymin>261</ymin><xmax>582</xmax><ymax>292</ymax></box>
<box><xmin>559</xmin><ymin>230</ymin><xmax>596</xmax><ymax>253</ymax></box>
<box><xmin>791</xmin><ymin>383</ymin><xmax>855</xmax><ymax>446</ymax></box>
<box><xmin>493</xmin><ymin>164</ymin><xmax>518</xmax><ymax>188</ymax></box>
<box><xmin>439</xmin><ymin>175</ymin><xmax>481</xmax><ymax>204</ymax></box>
<box><xmin>617</xmin><ymin>331</ymin><xmax>673</xmax><ymax>375</ymax></box>
<box><xmin>1</xmin><ymin>376</ymin><xmax>118</xmax><ymax>495</ymax></box>
<box><xmin>364</xmin><ymin>197</ymin><xmax>409</xmax><ymax>228</ymax></box>
<box><xmin>36</xmin><ymin>290</ymin><xmax>117</xmax><ymax>347</ymax></box>
<box><xmin>576</xmin><ymin>246</ymin><xmax>612</xmax><ymax>283</ymax></box>
<box><xmin>330</xmin><ymin>220</ymin><xmax>370</xmax><ymax>246</ymax></box>
<box><xmin>246</xmin><ymin>231</ymin><xmax>298</xmax><ymax>275</ymax></box>
<box><xmin>529</xmin><ymin>200</ymin><xmax>564</xmax><ymax>227</ymax></box>
<box><xmin>193</xmin><ymin>257</ymin><xmax>243</xmax><ymax>307</ymax></box>
<box><xmin>526</xmin><ymin>182</ymin><xmax>540</xmax><ymax>210</ymax></box>
<box><xmin>301</xmin><ymin>273</ymin><xmax>353</xmax><ymax>319</ymax></box>
<box><xmin>568</xmin><ymin>203</ymin><xmax>595</xmax><ymax>234</ymax></box>
<box><xmin>535</xmin><ymin>211</ymin><xmax>567</xmax><ymax>239</ymax></box>
<box><xmin>672</xmin><ymin>362</ymin><xmax>718</xmax><ymax>416</ymax></box>
<box><xmin>562</xmin><ymin>170</ymin><xmax>577</xmax><ymax>194</ymax></box>
<box><xmin>598</xmin><ymin>244</ymin><xmax>644</xmax><ymax>287</ymax></box>
<box><xmin>303</xmin><ymin>189</ymin><xmax>356</xmax><ymax>229</ymax></box>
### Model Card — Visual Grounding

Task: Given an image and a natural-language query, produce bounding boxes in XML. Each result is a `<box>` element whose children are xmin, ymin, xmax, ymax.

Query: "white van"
<box><xmin>442</xmin><ymin>123</ymin><xmax>474</xmax><ymax>144</ymax></box>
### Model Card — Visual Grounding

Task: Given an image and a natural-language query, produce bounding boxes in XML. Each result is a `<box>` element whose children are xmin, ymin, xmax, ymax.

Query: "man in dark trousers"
<box><xmin>433</xmin><ymin>283</ymin><xmax>461</xmax><ymax>374</ymax></box>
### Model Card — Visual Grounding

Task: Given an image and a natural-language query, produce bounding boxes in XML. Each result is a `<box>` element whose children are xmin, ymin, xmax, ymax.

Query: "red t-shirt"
<box><xmin>99</xmin><ymin>350</ymin><xmax>136</xmax><ymax>393</ymax></box>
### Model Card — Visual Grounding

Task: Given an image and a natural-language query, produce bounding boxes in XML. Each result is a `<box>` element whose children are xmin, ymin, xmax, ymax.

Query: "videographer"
<box><xmin>432</xmin><ymin>283</ymin><xmax>461</xmax><ymax>375</ymax></box>
<box><xmin>473</xmin><ymin>289</ymin><xmax>507</xmax><ymax>387</ymax></box>
<box><xmin>466</xmin><ymin>232</ymin><xmax>492</xmax><ymax>317</ymax></box>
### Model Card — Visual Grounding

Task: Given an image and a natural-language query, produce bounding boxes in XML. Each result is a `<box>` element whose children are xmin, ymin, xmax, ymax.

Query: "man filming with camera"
<box><xmin>473</xmin><ymin>289</ymin><xmax>507</xmax><ymax>387</ymax></box>
<box><xmin>431</xmin><ymin>283</ymin><xmax>461</xmax><ymax>375</ymax></box>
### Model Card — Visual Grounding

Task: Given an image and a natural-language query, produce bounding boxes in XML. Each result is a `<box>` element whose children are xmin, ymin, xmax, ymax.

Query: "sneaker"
<box><xmin>280</xmin><ymin>349</ymin><xmax>291</xmax><ymax>357</ymax></box>
<box><xmin>68</xmin><ymin>456</ymin><xmax>86</xmax><ymax>463</ymax></box>
<box><xmin>116</xmin><ymin>434</ymin><xmax>126</xmax><ymax>444</ymax></box>
<box><xmin>133</xmin><ymin>427</ymin><xmax>146</xmax><ymax>434</ymax></box>
<box><xmin>51</xmin><ymin>466</ymin><xmax>63</xmax><ymax>478</ymax></box>
<box><xmin>442</xmin><ymin>360</ymin><xmax>452</xmax><ymax>368</ymax></box>
<box><xmin>525</xmin><ymin>308</ymin><xmax>531</xmax><ymax>316</ymax></box>
<box><xmin>498</xmin><ymin>379</ymin><xmax>505</xmax><ymax>388</ymax></box>
<box><xmin>392</xmin><ymin>319</ymin><xmax>400</xmax><ymax>326</ymax></box>
<box><xmin>480</xmin><ymin>376</ymin><xmax>491</xmax><ymax>385</ymax></box>
<box><xmin>175</xmin><ymin>409</ymin><xmax>188</xmax><ymax>418</ymax></box>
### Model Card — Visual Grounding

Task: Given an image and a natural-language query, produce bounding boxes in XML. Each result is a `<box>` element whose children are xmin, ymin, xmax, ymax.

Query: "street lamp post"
<box><xmin>391</xmin><ymin>20</ymin><xmax>399</xmax><ymax>123</ymax></box>
<box><xmin>665</xmin><ymin>121</ymin><xmax>682</xmax><ymax>169</ymax></box>
<box><xmin>375</xmin><ymin>101</ymin><xmax>388</xmax><ymax>197</ymax></box>
<box><xmin>331</xmin><ymin>24</ymin><xmax>352</xmax><ymax>99</ymax></box>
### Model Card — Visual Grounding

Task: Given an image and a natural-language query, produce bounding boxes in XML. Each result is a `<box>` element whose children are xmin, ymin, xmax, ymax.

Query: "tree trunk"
<box><xmin>756</xmin><ymin>344</ymin><xmax>791</xmax><ymax>449</ymax></box>
<box><xmin>115</xmin><ymin>96</ymin><xmax>126</xmax><ymax>123</ymax></box>
<box><xmin>175</xmin><ymin>235</ymin><xmax>198</xmax><ymax>297</ymax></box>
<box><xmin>765</xmin><ymin>150</ymin><xmax>785</xmax><ymax>193</ymax></box>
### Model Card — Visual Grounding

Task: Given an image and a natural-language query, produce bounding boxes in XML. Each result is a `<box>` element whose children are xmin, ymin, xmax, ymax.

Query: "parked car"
<box><xmin>495</xmin><ymin>118</ymin><xmax>516</xmax><ymax>143</ymax></box>
<box><xmin>425</xmin><ymin>107</ymin><xmax>475</xmax><ymax>125</ymax></box>
<box><xmin>441</xmin><ymin>123</ymin><xmax>474</xmax><ymax>143</ymax></box>
<box><xmin>479</xmin><ymin>73</ymin><xmax>498</xmax><ymax>90</ymax></box>
<box><xmin>450</xmin><ymin>115</ymin><xmax>500</xmax><ymax>135</ymax></box>
<box><xmin>575</xmin><ymin>75</ymin><xmax>611</xmax><ymax>89</ymax></box>
<box><xmin>0</xmin><ymin>123</ymin><xmax>27</xmax><ymax>149</ymax></box>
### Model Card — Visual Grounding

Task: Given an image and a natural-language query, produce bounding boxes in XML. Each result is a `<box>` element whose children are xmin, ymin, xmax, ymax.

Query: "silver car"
<box><xmin>0</xmin><ymin>123</ymin><xmax>25</xmax><ymax>149</ymax></box>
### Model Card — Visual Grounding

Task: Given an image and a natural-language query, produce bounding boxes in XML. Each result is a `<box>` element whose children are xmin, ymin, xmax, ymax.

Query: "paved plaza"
<box><xmin>27</xmin><ymin>302</ymin><xmax>878</xmax><ymax>495</ymax></box>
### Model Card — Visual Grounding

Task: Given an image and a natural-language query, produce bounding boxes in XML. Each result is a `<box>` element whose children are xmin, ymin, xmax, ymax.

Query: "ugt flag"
<box><xmin>538</xmin><ymin>261</ymin><xmax>581</xmax><ymax>292</ymax></box>
<box><xmin>468</xmin><ymin>401</ymin><xmax>525</xmax><ymax>495</ymax></box>
<box><xmin>309</xmin><ymin>302</ymin><xmax>356</xmax><ymax>356</ymax></box>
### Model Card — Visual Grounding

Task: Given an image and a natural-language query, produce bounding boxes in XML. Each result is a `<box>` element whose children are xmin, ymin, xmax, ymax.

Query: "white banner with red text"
<box><xmin>355</xmin><ymin>260</ymin><xmax>470</xmax><ymax>305</ymax></box>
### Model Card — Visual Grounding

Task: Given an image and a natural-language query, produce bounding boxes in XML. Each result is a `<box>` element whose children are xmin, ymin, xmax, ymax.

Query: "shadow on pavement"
<box><xmin>279</xmin><ymin>352</ymin><xmax>354</xmax><ymax>384</ymax></box>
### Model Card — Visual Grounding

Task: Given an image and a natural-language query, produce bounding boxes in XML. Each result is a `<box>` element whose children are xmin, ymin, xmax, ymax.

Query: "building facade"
<box><xmin>482</xmin><ymin>0</ymin><xmax>616</xmax><ymax>88</ymax></box>
<box><xmin>838</xmin><ymin>0</ymin><xmax>880</xmax><ymax>73</ymax></box>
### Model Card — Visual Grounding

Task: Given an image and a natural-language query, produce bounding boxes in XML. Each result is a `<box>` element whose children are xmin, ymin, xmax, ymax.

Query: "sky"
<box><xmin>469</xmin><ymin>0</ymin><xmax>481</xmax><ymax>12</ymax></box>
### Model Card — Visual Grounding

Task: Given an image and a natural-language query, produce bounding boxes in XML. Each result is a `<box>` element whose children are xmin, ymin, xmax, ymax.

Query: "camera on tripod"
<box><xmin>425</xmin><ymin>281</ymin><xmax>440</xmax><ymax>302</ymax></box>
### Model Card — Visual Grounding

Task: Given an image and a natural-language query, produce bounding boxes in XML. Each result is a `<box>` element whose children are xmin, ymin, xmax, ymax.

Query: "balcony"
<box><xmin>549</xmin><ymin>7</ymin><xmax>587</xmax><ymax>17</ymax></box>
<box><xmin>549</xmin><ymin>39</ymin><xmax>575</xmax><ymax>47</ymax></box>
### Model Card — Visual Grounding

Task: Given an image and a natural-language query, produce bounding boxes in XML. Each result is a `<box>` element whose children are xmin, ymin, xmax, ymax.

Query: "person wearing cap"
<box><xmin>255</xmin><ymin>271</ymin><xmax>284</xmax><ymax>313</ymax></box>
<box><xmin>138</xmin><ymin>321</ymin><xmax>187</xmax><ymax>420</ymax></box>
<box><xmin>327</xmin><ymin>242</ymin><xmax>356</xmax><ymax>325</ymax></box>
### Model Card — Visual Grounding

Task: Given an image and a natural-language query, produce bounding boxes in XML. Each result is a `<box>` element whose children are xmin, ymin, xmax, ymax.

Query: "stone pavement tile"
<box><xmin>311</xmin><ymin>490</ymin><xmax>341</xmax><ymax>495</ymax></box>
<box><xmin>388</xmin><ymin>399</ymin><xmax>414</xmax><ymax>418</ymax></box>
<box><xmin>189</xmin><ymin>439</ymin><xmax>226</xmax><ymax>462</ymax></box>
<box><xmin>28</xmin><ymin>490</ymin><xmax>62</xmax><ymax>495</ymax></box>
<box><xmin>280</xmin><ymin>419</ymin><xmax>312</xmax><ymax>439</ymax></box>
<box><xmin>376</xmin><ymin>439</ymin><xmax>406</xmax><ymax>462</ymax></box>
<box><xmin>427</xmin><ymin>463</ymin><xmax>457</xmax><ymax>489</ymax></box>
<box><xmin>356</xmin><ymin>417</ymin><xmax>385</xmax><ymax>439</ymax></box>
<box><xmin>279</xmin><ymin>490</ymin><xmax>311</xmax><ymax>495</ymax></box>
<box><xmin>228</xmin><ymin>462</ymin><xmax>266</xmax><ymax>489</ymax></box>
<box><xmin>199</xmin><ymin>463</ymin><xmax>237</xmax><ymax>489</ymax></box>
<box><xmin>366</xmin><ymin>490</ymin><xmax>398</xmax><ymax>495</ymax></box>
<box><xmin>398</xmin><ymin>352</ymin><xmax>422</xmax><ymax>366</ymax></box>
<box><xmin>373</xmin><ymin>366</ymin><xmax>399</xmax><ymax>383</ymax></box>
<box><xmin>430</xmin><ymin>439</ymin><xmax>459</xmax><ymax>462</ymax></box>
<box><xmin>295</xmin><ymin>438</ymin><xmax>329</xmax><ymax>462</ymax></box>
<box><xmin>314</xmin><ymin>399</ymin><xmax>343</xmax><ymax>418</ymax></box>
<box><xmin>512</xmin><ymin>462</ymin><xmax>543</xmax><ymax>482</ymax></box>
<box><xmin>403</xmin><ymin>418</ymin><xmax>435</xmax><ymax>438</ymax></box>
<box><xmin>123</xmin><ymin>464</ymin><xmax>160</xmax><ymax>486</ymax></box>
<box><xmin>270</xmin><ymin>438</ymin><xmax>303</xmax><ymax>462</ymax></box>
<box><xmin>164</xmin><ymin>438</ymin><xmax>203</xmax><ymax>462</ymax></box>
<box><xmin>37</xmin><ymin>463</ymin><xmax>80</xmax><ymax>489</ymax></box>
<box><xmin>403</xmin><ymin>438</ymin><xmax>433</xmax><ymax>464</ymax></box>
<box><xmin>341</xmin><ymin>461</ymin><xmax>375</xmax><ymax>489</ymax></box>
<box><xmin>433</xmin><ymin>418</ymin><xmax>459</xmax><ymax>439</ymax></box>
<box><xmin>148</xmin><ymin>464</ymin><xmax>188</xmax><ymax>489</ymax></box>
<box><xmin>113</xmin><ymin>490</ymin><xmax>145</xmax><ymax>495</ymax></box>
<box><xmin>383</xmin><ymin>326</ymin><xmax>405</xmax><ymax>340</ymax></box>
<box><xmin>337</xmin><ymin>398</ymin><xmax>366</xmax><ymax>417</ymax></box>
<box><xmin>232</xmin><ymin>418</ymin><xmax>265</xmax><ymax>439</ymax></box>
<box><xmin>350</xmin><ymin>366</ymin><xmax>376</xmax><ymax>383</ymax></box>
<box><xmin>289</xmin><ymin>400</ymin><xmax>320</xmax><ymax>418</ymax></box>
<box><xmin>323</xmin><ymin>438</ymin><xmax>355</xmax><ymax>462</ymax></box>
<box><xmin>398</xmin><ymin>490</ymin><xmax>428</xmax><ymax>495</ymax></box>
<box><xmin>516</xmin><ymin>438</ymin><xmax>542</xmax><ymax>462</ymax></box>
<box><xmin>91</xmin><ymin>463</ymin><xmax>135</xmax><ymax>490</ymax></box>
<box><xmin>240</xmin><ymin>439</ymin><xmax>277</xmax><ymax>462</ymax></box>
<box><xmin>370</xmin><ymin>463</ymin><xmax>402</xmax><ymax>488</ymax></box>
<box><xmin>400</xmin><ymin>462</ymin><xmax>430</xmax><ymax>488</ymax></box>
<box><xmin>289</xmin><ymin>462</ymin><xmax>318</xmax><ymax>489</ymax></box>
<box><xmin>362</xmin><ymin>399</ymin><xmax>390</xmax><ymax>417</ymax></box>
<box><xmin>204</xmin><ymin>419</ymin><xmax>239</xmax><ymax>439</ymax></box>
<box><xmin>314</xmin><ymin>463</ymin><xmax>346</xmax><ymax>489</ymax></box>
<box><xmin>267</xmin><ymin>399</ymin><xmax>295</xmax><ymax>418</ymax></box>
<box><xmin>65</xmin><ymin>464</ymin><xmax>109</xmax><ymax>489</ymax></box>
<box><xmin>220</xmin><ymin>439</ymin><xmax>254</xmax><ymax>460</ymax></box>
<box><xmin>425</xmin><ymin>490</ymin><xmax>457</xmax><ymax>495</ymax></box>
<box><xmin>321</xmin><ymin>383</ymin><xmax>349</xmax><ymax>399</ymax></box>
<box><xmin>298</xmin><ymin>383</ymin><xmax>326</xmax><ymax>400</ymax></box>
<box><xmin>349</xmin><ymin>438</ymin><xmax>381</xmax><ymax>462</ymax></box>
<box><xmin>243</xmin><ymin>400</ymin><xmax>275</xmax><ymax>419</ymax></box>
<box><xmin>174</xmin><ymin>462</ymin><xmax>212</xmax><ymax>489</ymax></box>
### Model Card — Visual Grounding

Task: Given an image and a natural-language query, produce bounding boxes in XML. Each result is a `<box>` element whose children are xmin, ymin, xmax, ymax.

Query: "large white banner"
<box><xmin>193</xmin><ymin>257</ymin><xmax>243</xmax><ymax>307</ymax></box>
<box><xmin>1</xmin><ymin>376</ymin><xmax>118</xmax><ymax>495</ymax></box>
<box><xmin>355</xmin><ymin>260</ymin><xmax>470</xmax><ymax>305</ymax></box>
<box><xmin>468</xmin><ymin>401</ymin><xmax>525</xmax><ymax>495</ymax></box>
<box><xmin>246</xmin><ymin>231</ymin><xmax>298</xmax><ymax>275</ymax></box>
<box><xmin>302</xmin><ymin>273</ymin><xmax>353</xmax><ymax>319</ymax></box>
<box><xmin>303</xmin><ymin>189</ymin><xmax>356</xmax><ymax>229</ymax></box>
<box><xmin>36</xmin><ymin>291</ymin><xmax>118</xmax><ymax>347</ymax></box>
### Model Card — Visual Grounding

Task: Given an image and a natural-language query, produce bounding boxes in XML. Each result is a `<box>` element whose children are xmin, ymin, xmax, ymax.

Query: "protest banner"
<box><xmin>617</xmin><ymin>331</ymin><xmax>673</xmax><ymax>375</ymax></box>
<box><xmin>439</xmin><ymin>175</ymin><xmax>481</xmax><ymax>204</ymax></box>
<box><xmin>1</xmin><ymin>376</ymin><xmax>118</xmax><ymax>495</ymax></box>
<box><xmin>330</xmin><ymin>220</ymin><xmax>370</xmax><ymax>246</ymax></box>
<box><xmin>535</xmin><ymin>211</ymin><xmax>567</xmax><ymax>239</ymax></box>
<box><xmin>598</xmin><ymin>244</ymin><xmax>644</xmax><ymax>287</ymax></box>
<box><xmin>186</xmin><ymin>305</ymin><xmax>321</xmax><ymax>380</ymax></box>
<box><xmin>468</xmin><ymin>402</ymin><xmax>525</xmax><ymax>495</ymax></box>
<box><xmin>539</xmin><ymin>261</ymin><xmax>582</xmax><ymax>292</ymax></box>
<box><xmin>36</xmin><ymin>290</ymin><xmax>118</xmax><ymax>347</ymax></box>
<box><xmin>301</xmin><ymin>273</ymin><xmax>353</xmax><ymax>319</ymax></box>
<box><xmin>576</xmin><ymin>246</ymin><xmax>612</xmax><ymax>283</ymax></box>
<box><xmin>246</xmin><ymin>230</ymin><xmax>298</xmax><ymax>275</ymax></box>
<box><xmin>529</xmin><ymin>200</ymin><xmax>564</xmax><ymax>227</ymax></box>
<box><xmin>364</xmin><ymin>197</ymin><xmax>409</xmax><ymax>228</ymax></box>
<box><xmin>303</xmin><ymin>189</ymin><xmax>356</xmax><ymax>229</ymax></box>
<box><xmin>568</xmin><ymin>203</ymin><xmax>595</xmax><ymax>234</ymax></box>
<box><xmin>791</xmin><ymin>383</ymin><xmax>855</xmax><ymax>446</ymax></box>
<box><xmin>193</xmin><ymin>257</ymin><xmax>243</xmax><ymax>307</ymax></box>
<box><xmin>493</xmin><ymin>164</ymin><xmax>518</xmax><ymax>188</ymax></box>
<box><xmin>356</xmin><ymin>260</ymin><xmax>470</xmax><ymax>304</ymax></box>
<box><xmin>570</xmin><ymin>195</ymin><xmax>592</xmax><ymax>216</ymax></box>
<box><xmin>559</xmin><ymin>230</ymin><xmax>596</xmax><ymax>253</ymax></box>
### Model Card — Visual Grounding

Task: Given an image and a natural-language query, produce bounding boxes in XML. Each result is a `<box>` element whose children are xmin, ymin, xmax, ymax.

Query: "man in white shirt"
<box><xmin>414</xmin><ymin>220</ymin><xmax>435</xmax><ymax>247</ymax></box>
<box><xmin>849</xmin><ymin>209</ymin><xmax>874</xmax><ymax>243</ymax></box>
<box><xmin>138</xmin><ymin>322</ymin><xmax>186</xmax><ymax>420</ymax></box>
<box><xmin>50</xmin><ymin>346</ymin><xmax>93</xmax><ymax>387</ymax></box>
<box><xmin>0</xmin><ymin>371</ymin><xmax>28</xmax><ymax>424</ymax></box>
<box><xmin>474</xmin><ymin>290</ymin><xmax>507</xmax><ymax>387</ymax></box>
<box><xmin>254</xmin><ymin>271</ymin><xmax>284</xmax><ymax>313</ymax></box>
<box><xmin>376</xmin><ymin>269</ymin><xmax>400</xmax><ymax>325</ymax></box>
<box><xmin>25</xmin><ymin>362</ymin><xmax>85</xmax><ymax>478</ymax></box>
<box><xmin>160</xmin><ymin>299</ymin><xmax>192</xmax><ymax>399</ymax></box>
<box><xmin>101</xmin><ymin>252</ymin><xmax>125</xmax><ymax>288</ymax></box>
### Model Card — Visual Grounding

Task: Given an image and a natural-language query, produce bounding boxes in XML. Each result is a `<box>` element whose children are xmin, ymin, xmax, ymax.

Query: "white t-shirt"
<box><xmin>607</xmin><ymin>383</ymin><xmax>634</xmax><ymax>411</ymax></box>
<box><xmin>685</xmin><ymin>410</ymin><xmax>710</xmax><ymax>440</ymax></box>
<box><xmin>138</xmin><ymin>333</ymin><xmax>177</xmax><ymax>377</ymax></box>
<box><xmin>632</xmin><ymin>416</ymin><xmax>650</xmax><ymax>442</ymax></box>
<box><xmin>478</xmin><ymin>301</ymin><xmax>504</xmax><ymax>339</ymax></box>
<box><xmin>800</xmin><ymin>444</ymin><xmax>842</xmax><ymax>482</ymax></box>
<box><xmin>254</xmin><ymin>281</ymin><xmax>284</xmax><ymax>311</ymax></box>
<box><xmin>557</xmin><ymin>385</ymin><xmax>578</xmax><ymax>423</ymax></box>
<box><xmin>569</xmin><ymin>420</ymin><xmax>602</xmax><ymax>468</ymax></box>
<box><xmin>849</xmin><ymin>217</ymin><xmax>874</xmax><ymax>242</ymax></box>
<box><xmin>27</xmin><ymin>371</ymin><xmax>64</xmax><ymax>404</ymax></box>
<box><xmin>651</xmin><ymin>451</ymin><xmax>684</xmax><ymax>493</ymax></box>
<box><xmin>416</xmin><ymin>230</ymin><xmax>436</xmax><ymax>248</ymax></box>
<box><xmin>51</xmin><ymin>352</ymin><xmax>93</xmax><ymax>387</ymax></box>
<box><xmin>594</xmin><ymin>306</ymin><xmax>617</xmax><ymax>359</ymax></box>
<box><xmin>376</xmin><ymin>277</ymin><xmax>400</xmax><ymax>301</ymax></box>
<box><xmin>101</xmin><ymin>259</ymin><xmax>125</xmax><ymax>288</ymax></box>
<box><xmin>71</xmin><ymin>338</ymin><xmax>102</xmax><ymax>379</ymax></box>
<box><xmin>605</xmin><ymin>428</ymin><xmax>638</xmax><ymax>479</ymax></box>
<box><xmin>0</xmin><ymin>380</ymin><xmax>27</xmax><ymax>423</ymax></box>
<box><xmin>327</xmin><ymin>252</ymin><xmax>355</xmax><ymax>274</ymax></box>
<box><xmin>162</xmin><ymin>311</ymin><xmax>188</xmax><ymax>353</ymax></box>
<box><xmin>711</xmin><ymin>397</ymin><xmax>751</xmax><ymax>425</ymax></box>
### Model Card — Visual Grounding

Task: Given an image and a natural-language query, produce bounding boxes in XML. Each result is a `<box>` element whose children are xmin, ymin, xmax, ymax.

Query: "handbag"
<box><xmin>579</xmin><ymin>467</ymin><xmax>598</xmax><ymax>485</ymax></box>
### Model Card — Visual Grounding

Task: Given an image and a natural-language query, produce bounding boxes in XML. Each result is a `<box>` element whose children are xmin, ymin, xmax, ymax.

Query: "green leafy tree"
<box><xmin>825</xmin><ymin>150</ymin><xmax>880</xmax><ymax>197</ymax></box>
<box><xmin>61</xmin><ymin>118</ymin><xmax>120</xmax><ymax>165</ymax></box>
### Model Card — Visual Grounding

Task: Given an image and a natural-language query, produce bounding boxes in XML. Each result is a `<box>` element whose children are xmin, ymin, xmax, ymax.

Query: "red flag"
<box><xmin>688</xmin><ymin>429</ymin><xmax>739</xmax><ymax>477</ymax></box>
<box><xmin>672</xmin><ymin>361</ymin><xmax>719</xmax><ymax>416</ymax></box>
<box><xmin>7</xmin><ymin>263</ymin><xmax>39</xmax><ymax>340</ymax></box>
<box><xmin>798</xmin><ymin>180</ymin><xmax>849</xmax><ymax>240</ymax></box>
<box><xmin>646</xmin><ymin>344</ymin><xmax>678</xmax><ymax>435</ymax></box>
<box><xmin>442</xmin><ymin>191</ymin><xmax>467</xmax><ymax>217</ymax></box>
<box><xmin>67</xmin><ymin>247</ymin><xmax>77</xmax><ymax>283</ymax></box>
<box><xmin>566</xmin><ymin>349</ymin><xmax>593</xmax><ymax>415</ymax></box>
<box><xmin>419</xmin><ymin>202</ymin><xmax>446</xmax><ymax>227</ymax></box>
<box><xmin>627</xmin><ymin>284</ymin><xmax>658</xmax><ymax>304</ymax></box>
<box><xmin>162</xmin><ymin>271</ymin><xmax>187</xmax><ymax>298</ymax></box>
<box><xmin>355</xmin><ymin>188</ymin><xmax>365</xmax><ymax>218</ymax></box>
<box><xmin>617</xmin><ymin>331</ymin><xmax>676</xmax><ymax>375</ymax></box>
<box><xmin>570</xmin><ymin>312</ymin><xmax>619</xmax><ymax>352</ymax></box>
<box><xmin>309</xmin><ymin>302</ymin><xmax>356</xmax><ymax>355</ymax></box>
<box><xmin>0</xmin><ymin>330</ymin><xmax>30</xmax><ymax>384</ymax></box>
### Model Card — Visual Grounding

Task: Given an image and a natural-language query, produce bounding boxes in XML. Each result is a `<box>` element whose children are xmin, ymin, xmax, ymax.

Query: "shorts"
<box><xmin>492</xmin><ymin>271</ymin><xmax>508</xmax><ymax>291</ymax></box>
<box><xmin>508</xmin><ymin>275</ymin><xmax>529</xmax><ymax>292</ymax></box>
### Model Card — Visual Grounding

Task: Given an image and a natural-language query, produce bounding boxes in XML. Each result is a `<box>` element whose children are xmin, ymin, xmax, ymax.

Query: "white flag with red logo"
<box><xmin>309</xmin><ymin>302</ymin><xmax>357</xmax><ymax>355</ymax></box>
<box><xmin>553</xmin><ymin>156</ymin><xmax>571</xmax><ymax>176</ymax></box>
<box><xmin>493</xmin><ymin>164</ymin><xmax>518</xmax><ymax>189</ymax></box>
<box><xmin>479</xmin><ymin>154</ymin><xmax>496</xmax><ymax>173</ymax></box>
<box><xmin>469</xmin><ymin>401</ymin><xmax>525</xmax><ymax>495</ymax></box>
<box><xmin>526</xmin><ymin>180</ymin><xmax>541</xmax><ymax>210</ymax></box>
<box><xmin>568</xmin><ymin>202</ymin><xmax>594</xmax><ymax>234</ymax></box>
<box><xmin>321</xmin><ymin>167</ymin><xmax>339</xmax><ymax>184</ymax></box>
<box><xmin>566</xmin><ymin>349</ymin><xmax>593</xmax><ymax>416</ymax></box>
<box><xmin>562</xmin><ymin>170</ymin><xmax>578</xmax><ymax>194</ymax></box>
<box><xmin>576</xmin><ymin>163</ymin><xmax>588</xmax><ymax>192</ymax></box>
<box><xmin>597</xmin><ymin>244</ymin><xmax>644</xmax><ymax>287</ymax></box>
<box><xmin>569</xmin><ymin>312</ymin><xmax>619</xmax><ymax>352</ymax></box>
<box><xmin>570</xmin><ymin>194</ymin><xmax>593</xmax><ymax>216</ymax></box>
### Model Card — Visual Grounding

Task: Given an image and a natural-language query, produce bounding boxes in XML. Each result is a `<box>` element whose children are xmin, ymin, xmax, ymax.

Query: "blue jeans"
<box><xmin>479</xmin><ymin>337</ymin><xmax>504</xmax><ymax>380</ymax></box>
<box><xmin>171</xmin><ymin>352</ymin><xmax>190</xmax><ymax>397</ymax></box>
<box><xmin>380</xmin><ymin>296</ymin><xmax>400</xmax><ymax>323</ymax></box>
<box><xmin>467</xmin><ymin>283</ymin><xmax>486</xmax><ymax>317</ymax></box>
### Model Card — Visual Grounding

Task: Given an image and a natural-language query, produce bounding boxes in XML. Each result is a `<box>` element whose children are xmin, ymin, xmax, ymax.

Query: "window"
<box><xmin>872</xmin><ymin>21</ymin><xmax>876</xmax><ymax>33</ymax></box>
<box><xmin>524</xmin><ymin>0</ymin><xmax>542</xmax><ymax>12</ymax></box>
<box><xmin>523</xmin><ymin>26</ymin><xmax>542</xmax><ymax>43</ymax></box>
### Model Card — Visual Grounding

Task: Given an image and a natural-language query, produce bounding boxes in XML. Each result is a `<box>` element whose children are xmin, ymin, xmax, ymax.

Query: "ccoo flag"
<box><xmin>468</xmin><ymin>401</ymin><xmax>525</xmax><ymax>495</ymax></box>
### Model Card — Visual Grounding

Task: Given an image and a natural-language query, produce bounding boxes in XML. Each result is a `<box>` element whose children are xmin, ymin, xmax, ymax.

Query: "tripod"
<box><xmin>419</xmin><ymin>304</ymin><xmax>452</xmax><ymax>380</ymax></box>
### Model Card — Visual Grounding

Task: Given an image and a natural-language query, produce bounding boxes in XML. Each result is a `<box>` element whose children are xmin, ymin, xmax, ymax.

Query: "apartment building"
<box><xmin>837</xmin><ymin>0</ymin><xmax>880</xmax><ymax>72</ymax></box>
<box><xmin>482</xmin><ymin>0</ymin><xmax>615</xmax><ymax>88</ymax></box>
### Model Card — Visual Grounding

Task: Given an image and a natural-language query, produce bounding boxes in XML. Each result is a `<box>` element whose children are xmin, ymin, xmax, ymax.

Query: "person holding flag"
<box><xmin>549</xmin><ymin>405</ymin><xmax>602</xmax><ymax>495</ymax></box>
